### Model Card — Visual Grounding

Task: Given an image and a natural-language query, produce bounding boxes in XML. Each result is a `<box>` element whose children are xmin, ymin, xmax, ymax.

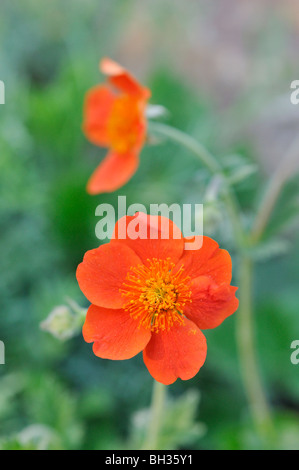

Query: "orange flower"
<box><xmin>83</xmin><ymin>58</ymin><xmax>151</xmax><ymax>195</ymax></box>
<box><xmin>76</xmin><ymin>213</ymin><xmax>239</xmax><ymax>385</ymax></box>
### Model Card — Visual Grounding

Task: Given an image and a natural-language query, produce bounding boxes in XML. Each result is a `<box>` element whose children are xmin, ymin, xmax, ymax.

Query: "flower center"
<box><xmin>121</xmin><ymin>258</ymin><xmax>192</xmax><ymax>332</ymax></box>
<box><xmin>108</xmin><ymin>95</ymin><xmax>142</xmax><ymax>153</ymax></box>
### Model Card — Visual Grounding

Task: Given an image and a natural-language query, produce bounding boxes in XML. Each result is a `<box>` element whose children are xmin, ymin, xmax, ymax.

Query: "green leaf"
<box><xmin>245</xmin><ymin>238</ymin><xmax>291</xmax><ymax>262</ymax></box>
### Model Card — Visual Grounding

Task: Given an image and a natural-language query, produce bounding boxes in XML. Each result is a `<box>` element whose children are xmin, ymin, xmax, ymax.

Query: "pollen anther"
<box><xmin>120</xmin><ymin>258</ymin><xmax>192</xmax><ymax>332</ymax></box>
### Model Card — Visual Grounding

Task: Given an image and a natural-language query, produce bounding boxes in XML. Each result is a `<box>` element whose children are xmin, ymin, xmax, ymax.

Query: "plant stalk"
<box><xmin>148</xmin><ymin>120</ymin><xmax>274</xmax><ymax>439</ymax></box>
<box><xmin>252</xmin><ymin>134</ymin><xmax>299</xmax><ymax>242</ymax></box>
<box><xmin>148</xmin><ymin>121</ymin><xmax>246</xmax><ymax>248</ymax></box>
<box><xmin>237</xmin><ymin>256</ymin><xmax>274</xmax><ymax>441</ymax></box>
<box><xmin>142</xmin><ymin>380</ymin><xmax>166</xmax><ymax>450</ymax></box>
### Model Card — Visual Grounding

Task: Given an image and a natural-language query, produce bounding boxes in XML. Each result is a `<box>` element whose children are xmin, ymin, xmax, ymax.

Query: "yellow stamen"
<box><xmin>120</xmin><ymin>258</ymin><xmax>192</xmax><ymax>332</ymax></box>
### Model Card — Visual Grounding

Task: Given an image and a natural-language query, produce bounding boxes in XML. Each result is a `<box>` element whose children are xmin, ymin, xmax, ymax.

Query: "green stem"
<box><xmin>148</xmin><ymin>120</ymin><xmax>274</xmax><ymax>439</ymax></box>
<box><xmin>142</xmin><ymin>380</ymin><xmax>166</xmax><ymax>450</ymax></box>
<box><xmin>149</xmin><ymin>121</ymin><xmax>221</xmax><ymax>173</ymax></box>
<box><xmin>252</xmin><ymin>134</ymin><xmax>299</xmax><ymax>242</ymax></box>
<box><xmin>237</xmin><ymin>256</ymin><xmax>274</xmax><ymax>441</ymax></box>
<box><xmin>148</xmin><ymin>121</ymin><xmax>246</xmax><ymax>248</ymax></box>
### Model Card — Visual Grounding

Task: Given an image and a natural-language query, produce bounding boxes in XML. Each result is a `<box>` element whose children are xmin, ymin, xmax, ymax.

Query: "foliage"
<box><xmin>0</xmin><ymin>0</ymin><xmax>299</xmax><ymax>450</ymax></box>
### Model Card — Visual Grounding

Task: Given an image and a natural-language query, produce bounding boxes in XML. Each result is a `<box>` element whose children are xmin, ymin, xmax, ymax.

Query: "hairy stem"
<box><xmin>149</xmin><ymin>121</ymin><xmax>221</xmax><ymax>173</ymax></box>
<box><xmin>148</xmin><ymin>120</ymin><xmax>275</xmax><ymax>439</ymax></box>
<box><xmin>142</xmin><ymin>380</ymin><xmax>166</xmax><ymax>450</ymax></box>
<box><xmin>237</xmin><ymin>256</ymin><xmax>274</xmax><ymax>441</ymax></box>
<box><xmin>148</xmin><ymin>121</ymin><xmax>246</xmax><ymax>247</ymax></box>
<box><xmin>252</xmin><ymin>135</ymin><xmax>299</xmax><ymax>242</ymax></box>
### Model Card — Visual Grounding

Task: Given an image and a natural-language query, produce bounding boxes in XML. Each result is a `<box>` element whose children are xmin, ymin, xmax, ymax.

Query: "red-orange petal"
<box><xmin>100</xmin><ymin>57</ymin><xmax>151</xmax><ymax>100</ymax></box>
<box><xmin>76</xmin><ymin>241</ymin><xmax>141</xmax><ymax>309</ymax></box>
<box><xmin>184</xmin><ymin>276</ymin><xmax>239</xmax><ymax>329</ymax></box>
<box><xmin>177</xmin><ymin>236</ymin><xmax>233</xmax><ymax>284</ymax></box>
<box><xmin>143</xmin><ymin>319</ymin><xmax>207</xmax><ymax>385</ymax></box>
<box><xmin>111</xmin><ymin>213</ymin><xmax>185</xmax><ymax>265</ymax></box>
<box><xmin>83</xmin><ymin>84</ymin><xmax>115</xmax><ymax>146</ymax></box>
<box><xmin>86</xmin><ymin>150</ymin><xmax>139</xmax><ymax>195</ymax></box>
<box><xmin>83</xmin><ymin>304</ymin><xmax>151</xmax><ymax>360</ymax></box>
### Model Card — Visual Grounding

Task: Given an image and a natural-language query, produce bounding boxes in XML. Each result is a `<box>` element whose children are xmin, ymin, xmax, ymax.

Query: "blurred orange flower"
<box><xmin>83</xmin><ymin>58</ymin><xmax>151</xmax><ymax>195</ymax></box>
<box><xmin>76</xmin><ymin>213</ymin><xmax>239</xmax><ymax>385</ymax></box>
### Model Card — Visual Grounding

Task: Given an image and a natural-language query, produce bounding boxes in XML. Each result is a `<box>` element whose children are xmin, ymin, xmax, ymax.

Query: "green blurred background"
<box><xmin>0</xmin><ymin>0</ymin><xmax>299</xmax><ymax>450</ymax></box>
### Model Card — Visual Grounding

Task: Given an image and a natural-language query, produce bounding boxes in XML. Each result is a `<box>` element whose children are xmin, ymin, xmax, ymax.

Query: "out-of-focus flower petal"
<box><xmin>100</xmin><ymin>57</ymin><xmax>151</xmax><ymax>100</ymax></box>
<box><xmin>82</xmin><ymin>58</ymin><xmax>151</xmax><ymax>194</ymax></box>
<box><xmin>83</xmin><ymin>85</ymin><xmax>115</xmax><ymax>146</ymax></box>
<box><xmin>87</xmin><ymin>150</ymin><xmax>139</xmax><ymax>195</ymax></box>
